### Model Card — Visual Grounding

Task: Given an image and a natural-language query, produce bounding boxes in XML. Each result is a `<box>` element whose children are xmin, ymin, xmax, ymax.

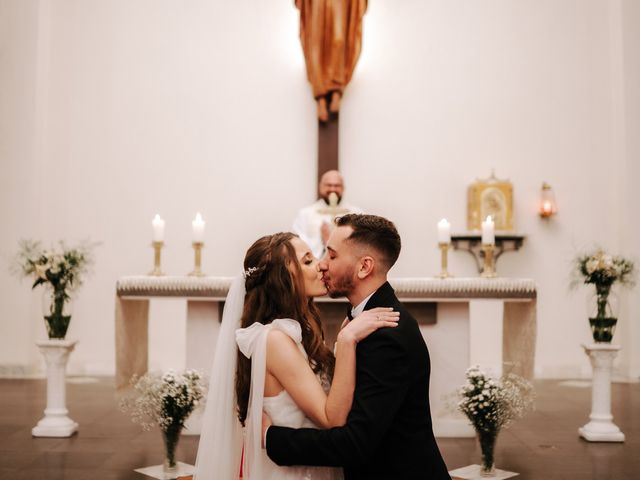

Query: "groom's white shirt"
<box><xmin>350</xmin><ymin>292</ymin><xmax>374</xmax><ymax>319</ymax></box>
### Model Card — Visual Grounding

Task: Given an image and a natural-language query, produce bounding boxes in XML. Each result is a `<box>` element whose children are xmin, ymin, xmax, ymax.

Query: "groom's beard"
<box><xmin>325</xmin><ymin>266</ymin><xmax>356</xmax><ymax>298</ymax></box>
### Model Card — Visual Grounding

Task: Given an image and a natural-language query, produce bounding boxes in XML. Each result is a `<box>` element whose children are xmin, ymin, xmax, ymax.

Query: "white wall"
<box><xmin>619</xmin><ymin>0</ymin><xmax>640</xmax><ymax>379</ymax></box>
<box><xmin>1</xmin><ymin>0</ymin><xmax>638</xmax><ymax>379</ymax></box>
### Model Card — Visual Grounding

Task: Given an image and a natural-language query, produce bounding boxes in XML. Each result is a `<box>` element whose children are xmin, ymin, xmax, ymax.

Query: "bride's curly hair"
<box><xmin>235</xmin><ymin>232</ymin><xmax>335</xmax><ymax>425</ymax></box>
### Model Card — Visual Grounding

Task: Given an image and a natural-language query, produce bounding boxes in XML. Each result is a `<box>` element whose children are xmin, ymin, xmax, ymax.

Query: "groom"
<box><xmin>264</xmin><ymin>214</ymin><xmax>451</xmax><ymax>480</ymax></box>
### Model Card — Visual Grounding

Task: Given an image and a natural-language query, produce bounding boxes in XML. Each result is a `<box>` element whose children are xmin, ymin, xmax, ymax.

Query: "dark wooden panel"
<box><xmin>317</xmin><ymin>116</ymin><xmax>339</xmax><ymax>181</ymax></box>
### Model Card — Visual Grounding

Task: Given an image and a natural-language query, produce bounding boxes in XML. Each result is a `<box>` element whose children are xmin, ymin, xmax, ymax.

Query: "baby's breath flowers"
<box><xmin>458</xmin><ymin>366</ymin><xmax>534</xmax><ymax>473</ymax></box>
<box><xmin>120</xmin><ymin>369</ymin><xmax>206</xmax><ymax>469</ymax></box>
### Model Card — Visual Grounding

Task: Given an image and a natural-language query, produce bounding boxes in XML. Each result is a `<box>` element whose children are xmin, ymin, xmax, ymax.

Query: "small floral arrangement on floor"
<box><xmin>458</xmin><ymin>366</ymin><xmax>534</xmax><ymax>474</ymax></box>
<box><xmin>12</xmin><ymin>239</ymin><xmax>97</xmax><ymax>338</ymax></box>
<box><xmin>120</xmin><ymin>369</ymin><xmax>207</xmax><ymax>471</ymax></box>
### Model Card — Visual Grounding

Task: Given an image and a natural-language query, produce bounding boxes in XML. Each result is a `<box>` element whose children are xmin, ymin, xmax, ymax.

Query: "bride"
<box><xmin>193</xmin><ymin>232</ymin><xmax>399</xmax><ymax>480</ymax></box>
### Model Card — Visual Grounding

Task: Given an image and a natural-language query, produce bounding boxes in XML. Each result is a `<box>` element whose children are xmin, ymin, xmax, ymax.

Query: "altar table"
<box><xmin>115</xmin><ymin>276</ymin><xmax>536</xmax><ymax>438</ymax></box>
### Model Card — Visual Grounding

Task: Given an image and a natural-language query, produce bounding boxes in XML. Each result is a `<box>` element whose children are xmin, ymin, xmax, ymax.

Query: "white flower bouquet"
<box><xmin>574</xmin><ymin>250</ymin><xmax>634</xmax><ymax>290</ymax></box>
<box><xmin>13</xmin><ymin>239</ymin><xmax>97</xmax><ymax>338</ymax></box>
<box><xmin>120</xmin><ymin>369</ymin><xmax>207</xmax><ymax>471</ymax></box>
<box><xmin>458</xmin><ymin>366</ymin><xmax>534</xmax><ymax>474</ymax></box>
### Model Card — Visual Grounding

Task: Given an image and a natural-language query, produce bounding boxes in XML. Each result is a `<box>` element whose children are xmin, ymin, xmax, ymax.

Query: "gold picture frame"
<box><xmin>467</xmin><ymin>172</ymin><xmax>514</xmax><ymax>231</ymax></box>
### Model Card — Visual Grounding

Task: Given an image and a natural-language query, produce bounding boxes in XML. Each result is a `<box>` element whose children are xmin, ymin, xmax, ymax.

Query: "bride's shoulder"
<box><xmin>270</xmin><ymin>318</ymin><xmax>302</xmax><ymax>343</ymax></box>
<box><xmin>235</xmin><ymin>318</ymin><xmax>302</xmax><ymax>354</ymax></box>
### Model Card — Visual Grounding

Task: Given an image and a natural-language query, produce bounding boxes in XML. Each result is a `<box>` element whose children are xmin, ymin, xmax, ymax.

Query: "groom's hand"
<box><xmin>262</xmin><ymin>410</ymin><xmax>273</xmax><ymax>448</ymax></box>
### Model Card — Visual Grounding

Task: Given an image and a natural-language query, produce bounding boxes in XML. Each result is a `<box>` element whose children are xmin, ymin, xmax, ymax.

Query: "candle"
<box><xmin>437</xmin><ymin>218</ymin><xmax>451</xmax><ymax>244</ymax></box>
<box><xmin>481</xmin><ymin>215</ymin><xmax>495</xmax><ymax>245</ymax></box>
<box><xmin>192</xmin><ymin>212</ymin><xmax>205</xmax><ymax>243</ymax></box>
<box><xmin>152</xmin><ymin>214</ymin><xmax>165</xmax><ymax>242</ymax></box>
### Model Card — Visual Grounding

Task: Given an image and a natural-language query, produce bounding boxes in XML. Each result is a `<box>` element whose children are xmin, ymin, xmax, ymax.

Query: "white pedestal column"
<box><xmin>579</xmin><ymin>343</ymin><xmax>624</xmax><ymax>442</ymax></box>
<box><xmin>32</xmin><ymin>339</ymin><xmax>79</xmax><ymax>437</ymax></box>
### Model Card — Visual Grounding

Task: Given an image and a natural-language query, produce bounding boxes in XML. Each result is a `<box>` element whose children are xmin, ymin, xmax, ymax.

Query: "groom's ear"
<box><xmin>357</xmin><ymin>256</ymin><xmax>375</xmax><ymax>279</ymax></box>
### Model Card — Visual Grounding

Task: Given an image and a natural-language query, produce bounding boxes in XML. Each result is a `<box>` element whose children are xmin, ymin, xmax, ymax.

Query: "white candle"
<box><xmin>192</xmin><ymin>212</ymin><xmax>205</xmax><ymax>243</ymax></box>
<box><xmin>152</xmin><ymin>214</ymin><xmax>165</xmax><ymax>242</ymax></box>
<box><xmin>481</xmin><ymin>215</ymin><xmax>495</xmax><ymax>245</ymax></box>
<box><xmin>437</xmin><ymin>218</ymin><xmax>451</xmax><ymax>244</ymax></box>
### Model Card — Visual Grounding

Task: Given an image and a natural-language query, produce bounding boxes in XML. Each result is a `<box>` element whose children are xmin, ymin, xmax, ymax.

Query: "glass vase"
<box><xmin>162</xmin><ymin>423</ymin><xmax>183</xmax><ymax>477</ymax></box>
<box><xmin>588</xmin><ymin>284</ymin><xmax>618</xmax><ymax>343</ymax></box>
<box><xmin>42</xmin><ymin>285</ymin><xmax>73</xmax><ymax>339</ymax></box>
<box><xmin>478</xmin><ymin>429</ymin><xmax>497</xmax><ymax>477</ymax></box>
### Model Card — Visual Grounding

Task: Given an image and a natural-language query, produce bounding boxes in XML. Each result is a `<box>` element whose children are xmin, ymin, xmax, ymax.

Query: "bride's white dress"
<box><xmin>236</xmin><ymin>318</ymin><xmax>343</xmax><ymax>480</ymax></box>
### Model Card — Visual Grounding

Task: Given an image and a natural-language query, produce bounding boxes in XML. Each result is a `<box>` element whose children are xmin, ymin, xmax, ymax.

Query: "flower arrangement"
<box><xmin>458</xmin><ymin>366</ymin><xmax>534</xmax><ymax>475</ymax></box>
<box><xmin>120</xmin><ymin>369</ymin><xmax>207</xmax><ymax>472</ymax></box>
<box><xmin>573</xmin><ymin>249</ymin><xmax>635</xmax><ymax>342</ymax></box>
<box><xmin>13</xmin><ymin>239</ymin><xmax>96</xmax><ymax>338</ymax></box>
<box><xmin>574</xmin><ymin>250</ymin><xmax>634</xmax><ymax>288</ymax></box>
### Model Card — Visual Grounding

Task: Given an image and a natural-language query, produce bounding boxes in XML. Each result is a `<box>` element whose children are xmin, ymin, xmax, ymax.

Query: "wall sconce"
<box><xmin>539</xmin><ymin>182</ymin><xmax>557</xmax><ymax>218</ymax></box>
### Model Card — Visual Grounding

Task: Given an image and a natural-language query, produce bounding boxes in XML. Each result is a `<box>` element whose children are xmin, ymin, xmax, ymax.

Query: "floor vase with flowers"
<box><xmin>14</xmin><ymin>240</ymin><xmax>95</xmax><ymax>438</ymax></box>
<box><xmin>162</xmin><ymin>422</ymin><xmax>183</xmax><ymax>475</ymax></box>
<box><xmin>43</xmin><ymin>284</ymin><xmax>73</xmax><ymax>339</ymax></box>
<box><xmin>589</xmin><ymin>283</ymin><xmax>617</xmax><ymax>343</ymax></box>
<box><xmin>478</xmin><ymin>429</ymin><xmax>497</xmax><ymax>476</ymax></box>
<box><xmin>456</xmin><ymin>366</ymin><xmax>533</xmax><ymax>479</ymax></box>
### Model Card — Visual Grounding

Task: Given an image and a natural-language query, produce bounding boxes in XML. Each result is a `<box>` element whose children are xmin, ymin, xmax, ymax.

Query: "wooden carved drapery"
<box><xmin>295</xmin><ymin>0</ymin><xmax>367</xmax><ymax>178</ymax></box>
<box><xmin>295</xmin><ymin>0</ymin><xmax>367</xmax><ymax>122</ymax></box>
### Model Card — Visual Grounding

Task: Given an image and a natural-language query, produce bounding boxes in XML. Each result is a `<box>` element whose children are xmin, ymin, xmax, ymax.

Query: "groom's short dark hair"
<box><xmin>335</xmin><ymin>214</ymin><xmax>401</xmax><ymax>271</ymax></box>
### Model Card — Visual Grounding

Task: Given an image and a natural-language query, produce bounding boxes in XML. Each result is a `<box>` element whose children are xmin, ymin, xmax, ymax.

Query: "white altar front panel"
<box><xmin>424</xmin><ymin>302</ymin><xmax>471</xmax><ymax>437</ymax></box>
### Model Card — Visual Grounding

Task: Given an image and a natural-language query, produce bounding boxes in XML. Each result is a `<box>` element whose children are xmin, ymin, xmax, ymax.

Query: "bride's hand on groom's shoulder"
<box><xmin>338</xmin><ymin>307</ymin><xmax>400</xmax><ymax>344</ymax></box>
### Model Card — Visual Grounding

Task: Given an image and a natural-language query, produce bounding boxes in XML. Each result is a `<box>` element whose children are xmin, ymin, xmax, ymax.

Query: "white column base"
<box><xmin>32</xmin><ymin>339</ymin><xmax>79</xmax><ymax>438</ymax></box>
<box><xmin>579</xmin><ymin>343</ymin><xmax>624</xmax><ymax>443</ymax></box>
<box><xmin>579</xmin><ymin>421</ymin><xmax>625</xmax><ymax>442</ymax></box>
<box><xmin>32</xmin><ymin>413</ymin><xmax>79</xmax><ymax>437</ymax></box>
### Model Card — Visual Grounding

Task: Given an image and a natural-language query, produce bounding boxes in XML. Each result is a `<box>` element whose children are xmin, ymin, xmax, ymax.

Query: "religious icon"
<box><xmin>467</xmin><ymin>171</ymin><xmax>514</xmax><ymax>231</ymax></box>
<box><xmin>295</xmin><ymin>0</ymin><xmax>368</xmax><ymax>122</ymax></box>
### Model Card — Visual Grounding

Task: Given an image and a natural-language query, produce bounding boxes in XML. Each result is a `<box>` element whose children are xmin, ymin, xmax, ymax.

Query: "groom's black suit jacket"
<box><xmin>266</xmin><ymin>282</ymin><xmax>451</xmax><ymax>480</ymax></box>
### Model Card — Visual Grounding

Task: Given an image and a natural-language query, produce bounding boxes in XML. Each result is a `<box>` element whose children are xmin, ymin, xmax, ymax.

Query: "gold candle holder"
<box><xmin>149</xmin><ymin>241</ymin><xmax>164</xmax><ymax>276</ymax></box>
<box><xmin>481</xmin><ymin>243</ymin><xmax>497</xmax><ymax>278</ymax></box>
<box><xmin>189</xmin><ymin>242</ymin><xmax>205</xmax><ymax>277</ymax></box>
<box><xmin>438</xmin><ymin>242</ymin><xmax>451</xmax><ymax>278</ymax></box>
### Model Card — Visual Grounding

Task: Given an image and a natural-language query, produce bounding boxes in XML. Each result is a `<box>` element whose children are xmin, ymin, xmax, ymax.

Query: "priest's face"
<box><xmin>291</xmin><ymin>237</ymin><xmax>327</xmax><ymax>297</ymax></box>
<box><xmin>319</xmin><ymin>226</ymin><xmax>358</xmax><ymax>298</ymax></box>
<box><xmin>318</xmin><ymin>170</ymin><xmax>344</xmax><ymax>203</ymax></box>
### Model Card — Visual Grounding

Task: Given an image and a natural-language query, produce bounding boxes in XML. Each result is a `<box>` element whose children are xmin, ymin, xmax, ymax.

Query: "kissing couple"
<box><xmin>193</xmin><ymin>214</ymin><xmax>450</xmax><ymax>480</ymax></box>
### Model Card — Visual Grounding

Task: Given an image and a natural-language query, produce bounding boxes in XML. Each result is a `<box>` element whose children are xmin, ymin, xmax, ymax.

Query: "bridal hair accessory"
<box><xmin>243</xmin><ymin>267</ymin><xmax>258</xmax><ymax>279</ymax></box>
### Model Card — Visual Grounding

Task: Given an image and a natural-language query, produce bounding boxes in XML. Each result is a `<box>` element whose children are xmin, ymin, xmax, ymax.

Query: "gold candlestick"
<box><xmin>481</xmin><ymin>243</ymin><xmax>497</xmax><ymax>278</ymax></box>
<box><xmin>149</xmin><ymin>241</ymin><xmax>164</xmax><ymax>276</ymax></box>
<box><xmin>189</xmin><ymin>242</ymin><xmax>205</xmax><ymax>277</ymax></box>
<box><xmin>438</xmin><ymin>242</ymin><xmax>451</xmax><ymax>278</ymax></box>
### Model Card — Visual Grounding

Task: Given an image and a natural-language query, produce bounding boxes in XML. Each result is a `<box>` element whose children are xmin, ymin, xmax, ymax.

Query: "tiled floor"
<box><xmin>0</xmin><ymin>378</ymin><xmax>637</xmax><ymax>479</ymax></box>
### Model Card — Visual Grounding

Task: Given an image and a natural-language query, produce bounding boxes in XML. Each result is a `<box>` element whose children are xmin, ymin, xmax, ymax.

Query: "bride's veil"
<box><xmin>193</xmin><ymin>275</ymin><xmax>245</xmax><ymax>480</ymax></box>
